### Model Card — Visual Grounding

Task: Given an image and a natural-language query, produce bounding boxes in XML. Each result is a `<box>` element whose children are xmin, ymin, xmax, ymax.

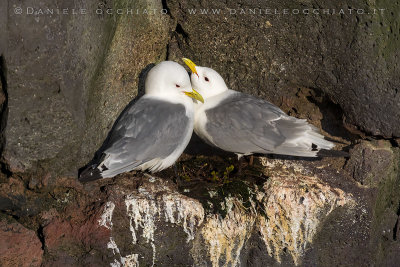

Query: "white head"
<box><xmin>182</xmin><ymin>58</ymin><xmax>229</xmax><ymax>100</ymax></box>
<box><xmin>145</xmin><ymin>61</ymin><xmax>204</xmax><ymax>103</ymax></box>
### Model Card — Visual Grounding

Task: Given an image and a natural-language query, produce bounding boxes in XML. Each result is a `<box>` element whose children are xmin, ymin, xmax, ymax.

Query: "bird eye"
<box><xmin>176</xmin><ymin>84</ymin><xmax>180</xmax><ymax>88</ymax></box>
<box><xmin>204</xmin><ymin>77</ymin><xmax>209</xmax><ymax>82</ymax></box>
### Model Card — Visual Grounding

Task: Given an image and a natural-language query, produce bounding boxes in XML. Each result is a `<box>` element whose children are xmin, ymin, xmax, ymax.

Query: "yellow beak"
<box><xmin>182</xmin><ymin>58</ymin><xmax>198</xmax><ymax>76</ymax></box>
<box><xmin>184</xmin><ymin>88</ymin><xmax>204</xmax><ymax>103</ymax></box>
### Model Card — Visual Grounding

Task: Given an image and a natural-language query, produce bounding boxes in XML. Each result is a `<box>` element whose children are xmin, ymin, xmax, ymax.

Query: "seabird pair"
<box><xmin>79</xmin><ymin>59</ymin><xmax>334</xmax><ymax>182</ymax></box>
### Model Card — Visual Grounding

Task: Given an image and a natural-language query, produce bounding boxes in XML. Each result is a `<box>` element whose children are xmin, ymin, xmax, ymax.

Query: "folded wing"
<box><xmin>204</xmin><ymin>92</ymin><xmax>333</xmax><ymax>157</ymax></box>
<box><xmin>94</xmin><ymin>97</ymin><xmax>190</xmax><ymax>178</ymax></box>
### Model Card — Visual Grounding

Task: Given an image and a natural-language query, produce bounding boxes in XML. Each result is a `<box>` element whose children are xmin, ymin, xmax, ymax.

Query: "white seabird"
<box><xmin>182</xmin><ymin>58</ymin><xmax>334</xmax><ymax>158</ymax></box>
<box><xmin>79</xmin><ymin>61</ymin><xmax>204</xmax><ymax>182</ymax></box>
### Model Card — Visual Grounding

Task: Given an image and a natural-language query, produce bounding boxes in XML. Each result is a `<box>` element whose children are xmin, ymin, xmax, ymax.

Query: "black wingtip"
<box><xmin>317</xmin><ymin>149</ymin><xmax>350</xmax><ymax>158</ymax></box>
<box><xmin>78</xmin><ymin>165</ymin><xmax>103</xmax><ymax>183</ymax></box>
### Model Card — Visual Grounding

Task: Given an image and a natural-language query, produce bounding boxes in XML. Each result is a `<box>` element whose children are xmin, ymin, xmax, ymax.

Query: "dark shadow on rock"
<box><xmin>136</xmin><ymin>63</ymin><xmax>155</xmax><ymax>98</ymax></box>
<box><xmin>0</xmin><ymin>55</ymin><xmax>11</xmax><ymax>177</ymax></box>
<box><xmin>184</xmin><ymin>132</ymin><xmax>233</xmax><ymax>158</ymax></box>
<box><xmin>184</xmin><ymin>132</ymin><xmax>350</xmax><ymax>162</ymax></box>
<box><xmin>185</xmin><ymin>132</ymin><xmax>351</xmax><ymax>162</ymax></box>
<box><xmin>258</xmin><ymin>153</ymin><xmax>320</xmax><ymax>162</ymax></box>
<box><xmin>393</xmin><ymin>202</ymin><xmax>400</xmax><ymax>241</ymax></box>
<box><xmin>78</xmin><ymin>63</ymin><xmax>156</xmax><ymax>178</ymax></box>
<box><xmin>306</xmin><ymin>88</ymin><xmax>359</xmax><ymax>142</ymax></box>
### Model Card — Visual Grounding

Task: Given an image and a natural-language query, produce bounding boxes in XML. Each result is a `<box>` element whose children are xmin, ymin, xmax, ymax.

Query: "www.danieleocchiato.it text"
<box><xmin>186</xmin><ymin>8</ymin><xmax>386</xmax><ymax>15</ymax></box>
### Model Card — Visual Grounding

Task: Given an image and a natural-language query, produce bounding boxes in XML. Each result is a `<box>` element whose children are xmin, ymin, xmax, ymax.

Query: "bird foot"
<box><xmin>143</xmin><ymin>173</ymin><xmax>157</xmax><ymax>183</ymax></box>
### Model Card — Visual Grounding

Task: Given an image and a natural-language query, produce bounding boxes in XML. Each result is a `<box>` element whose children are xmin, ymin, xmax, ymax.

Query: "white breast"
<box><xmin>193</xmin><ymin>90</ymin><xmax>236</xmax><ymax>146</ymax></box>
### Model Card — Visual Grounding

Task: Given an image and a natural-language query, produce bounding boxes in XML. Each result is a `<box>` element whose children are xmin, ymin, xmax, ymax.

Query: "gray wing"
<box><xmin>99</xmin><ymin>96</ymin><xmax>190</xmax><ymax>176</ymax></box>
<box><xmin>204</xmin><ymin>92</ymin><xmax>330</xmax><ymax>156</ymax></box>
<box><xmin>205</xmin><ymin>92</ymin><xmax>286</xmax><ymax>154</ymax></box>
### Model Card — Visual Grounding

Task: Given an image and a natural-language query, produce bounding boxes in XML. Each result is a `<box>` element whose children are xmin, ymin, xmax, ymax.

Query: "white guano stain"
<box><xmin>193</xmin><ymin>197</ymin><xmax>256</xmax><ymax>267</ymax></box>
<box><xmin>99</xmin><ymin>201</ymin><xmax>115</xmax><ymax>230</ymax></box>
<box><xmin>125</xmin><ymin>187</ymin><xmax>204</xmax><ymax>266</ymax></box>
<box><xmin>258</xmin><ymin>158</ymin><xmax>355</xmax><ymax>265</ymax></box>
<box><xmin>124</xmin><ymin>254</ymin><xmax>140</xmax><ymax>267</ymax></box>
<box><xmin>99</xmin><ymin>201</ymin><xmax>136</xmax><ymax>267</ymax></box>
<box><xmin>162</xmin><ymin>194</ymin><xmax>205</xmax><ymax>242</ymax></box>
<box><xmin>107</xmin><ymin>237</ymin><xmax>120</xmax><ymax>255</ymax></box>
<box><xmin>125</xmin><ymin>195</ymin><xmax>158</xmax><ymax>266</ymax></box>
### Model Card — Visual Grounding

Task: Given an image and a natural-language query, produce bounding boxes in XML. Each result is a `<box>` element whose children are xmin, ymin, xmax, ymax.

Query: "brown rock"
<box><xmin>345</xmin><ymin>141</ymin><xmax>395</xmax><ymax>187</ymax></box>
<box><xmin>1</xmin><ymin>0</ymin><xmax>173</xmax><ymax>175</ymax></box>
<box><xmin>167</xmin><ymin>0</ymin><xmax>400</xmax><ymax>138</ymax></box>
<box><xmin>0</xmin><ymin>218</ymin><xmax>43</xmax><ymax>267</ymax></box>
<box><xmin>43</xmin><ymin>213</ymin><xmax>111</xmax><ymax>254</ymax></box>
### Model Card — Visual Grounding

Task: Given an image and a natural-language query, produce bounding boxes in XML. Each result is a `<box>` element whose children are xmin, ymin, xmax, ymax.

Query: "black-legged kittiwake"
<box><xmin>79</xmin><ymin>61</ymin><xmax>204</xmax><ymax>182</ymax></box>
<box><xmin>182</xmin><ymin>58</ymin><xmax>335</xmax><ymax>158</ymax></box>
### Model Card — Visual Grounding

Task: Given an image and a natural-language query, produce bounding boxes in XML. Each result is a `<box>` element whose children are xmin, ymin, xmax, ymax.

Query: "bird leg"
<box><xmin>249</xmin><ymin>155</ymin><xmax>254</xmax><ymax>166</ymax></box>
<box><xmin>234</xmin><ymin>155</ymin><xmax>254</xmax><ymax>174</ymax></box>
<box><xmin>173</xmin><ymin>163</ymin><xmax>188</xmax><ymax>186</ymax></box>
<box><xmin>173</xmin><ymin>163</ymin><xmax>181</xmax><ymax>184</ymax></box>
<box><xmin>236</xmin><ymin>154</ymin><xmax>245</xmax><ymax>174</ymax></box>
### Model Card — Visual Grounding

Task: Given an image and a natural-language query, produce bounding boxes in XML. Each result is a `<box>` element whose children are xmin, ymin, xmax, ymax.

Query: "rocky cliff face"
<box><xmin>0</xmin><ymin>0</ymin><xmax>399</xmax><ymax>266</ymax></box>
